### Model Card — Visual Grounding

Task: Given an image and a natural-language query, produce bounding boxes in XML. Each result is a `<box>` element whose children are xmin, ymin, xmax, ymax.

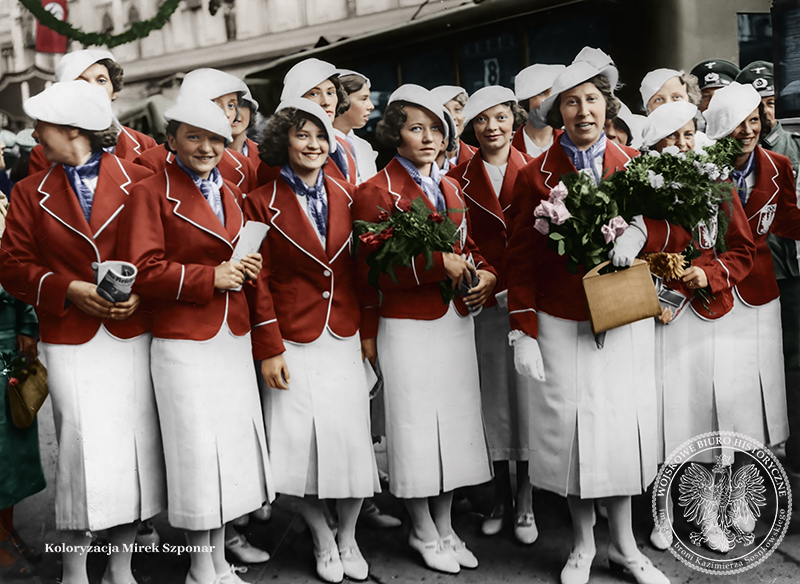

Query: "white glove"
<box><xmin>608</xmin><ymin>215</ymin><xmax>647</xmax><ymax>267</ymax></box>
<box><xmin>512</xmin><ymin>334</ymin><xmax>545</xmax><ymax>381</ymax></box>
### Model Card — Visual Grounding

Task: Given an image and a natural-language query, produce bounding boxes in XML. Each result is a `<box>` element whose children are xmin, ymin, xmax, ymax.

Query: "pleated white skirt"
<box><xmin>151</xmin><ymin>327</ymin><xmax>274</xmax><ymax>530</ymax></box>
<box><xmin>42</xmin><ymin>328</ymin><xmax>166</xmax><ymax>531</ymax></box>
<box><xmin>378</xmin><ymin>306</ymin><xmax>492</xmax><ymax>498</ymax></box>
<box><xmin>261</xmin><ymin>331</ymin><xmax>380</xmax><ymax>499</ymax></box>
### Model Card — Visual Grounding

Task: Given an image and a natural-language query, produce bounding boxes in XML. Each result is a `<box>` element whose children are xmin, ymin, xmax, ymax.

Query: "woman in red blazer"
<box><xmin>506</xmin><ymin>56</ymin><xmax>679</xmax><ymax>584</ymax></box>
<box><xmin>28</xmin><ymin>49</ymin><xmax>156</xmax><ymax>175</ymax></box>
<box><xmin>354</xmin><ymin>85</ymin><xmax>496</xmax><ymax>575</ymax></box>
<box><xmin>0</xmin><ymin>81</ymin><xmax>164</xmax><ymax>584</ymax></box>
<box><xmin>511</xmin><ymin>64</ymin><xmax>565</xmax><ymax>158</ymax></box>
<box><xmin>447</xmin><ymin>85</ymin><xmax>537</xmax><ymax>543</ymax></box>
<box><xmin>245</xmin><ymin>98</ymin><xmax>379</xmax><ymax>583</ymax></box>
<box><xmin>638</xmin><ymin>101</ymin><xmax>756</xmax><ymax>552</ymax></box>
<box><xmin>703</xmin><ymin>83</ymin><xmax>800</xmax><ymax>472</ymax></box>
<box><xmin>117</xmin><ymin>98</ymin><xmax>273</xmax><ymax>584</ymax></box>
<box><xmin>230</xmin><ymin>88</ymin><xmax>262</xmax><ymax>170</ymax></box>
<box><xmin>431</xmin><ymin>86</ymin><xmax>477</xmax><ymax>172</ymax></box>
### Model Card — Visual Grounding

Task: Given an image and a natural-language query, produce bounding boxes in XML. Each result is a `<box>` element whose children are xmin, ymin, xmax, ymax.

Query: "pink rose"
<box><xmin>549</xmin><ymin>181</ymin><xmax>569</xmax><ymax>203</ymax></box>
<box><xmin>535</xmin><ymin>200</ymin><xmax>571</xmax><ymax>226</ymax></box>
<box><xmin>601</xmin><ymin>216</ymin><xmax>628</xmax><ymax>243</ymax></box>
<box><xmin>534</xmin><ymin>218</ymin><xmax>550</xmax><ymax>235</ymax></box>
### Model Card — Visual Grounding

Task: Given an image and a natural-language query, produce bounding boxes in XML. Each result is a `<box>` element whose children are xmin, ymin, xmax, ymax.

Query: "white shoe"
<box><xmin>560</xmin><ymin>549</ymin><xmax>594</xmax><ymax>584</ymax></box>
<box><xmin>440</xmin><ymin>534</ymin><xmax>478</xmax><ymax>569</ymax></box>
<box><xmin>514</xmin><ymin>511</ymin><xmax>538</xmax><ymax>544</ymax></box>
<box><xmin>225</xmin><ymin>533</ymin><xmax>270</xmax><ymax>564</ymax></box>
<box><xmin>480</xmin><ymin>503</ymin><xmax>504</xmax><ymax>536</ymax></box>
<box><xmin>339</xmin><ymin>545</ymin><xmax>369</xmax><ymax>581</ymax></box>
<box><xmin>314</xmin><ymin>542</ymin><xmax>344</xmax><ymax>583</ymax></box>
<box><xmin>650</xmin><ymin>519</ymin><xmax>673</xmax><ymax>551</ymax></box>
<box><xmin>608</xmin><ymin>545</ymin><xmax>669</xmax><ymax>584</ymax></box>
<box><xmin>214</xmin><ymin>565</ymin><xmax>249</xmax><ymax>584</ymax></box>
<box><xmin>408</xmin><ymin>533</ymin><xmax>460</xmax><ymax>574</ymax></box>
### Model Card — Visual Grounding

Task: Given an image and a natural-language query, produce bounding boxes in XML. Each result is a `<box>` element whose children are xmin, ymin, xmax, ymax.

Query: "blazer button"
<box><xmin>323</xmin><ymin>270</ymin><xmax>331</xmax><ymax>277</ymax></box>
<box><xmin>322</xmin><ymin>291</ymin><xmax>331</xmax><ymax>299</ymax></box>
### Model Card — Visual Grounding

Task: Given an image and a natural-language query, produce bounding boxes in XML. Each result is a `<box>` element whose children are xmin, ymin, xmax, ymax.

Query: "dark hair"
<box><xmin>546</xmin><ymin>74</ymin><xmax>620</xmax><ymax>129</ymax></box>
<box><xmin>258</xmin><ymin>107</ymin><xmax>329</xmax><ymax>167</ymax></box>
<box><xmin>66</xmin><ymin>123</ymin><xmax>119</xmax><ymax>152</ymax></box>
<box><xmin>97</xmin><ymin>58</ymin><xmax>124</xmax><ymax>94</ymax></box>
<box><xmin>376</xmin><ymin>101</ymin><xmax>409</xmax><ymax>148</ymax></box>
<box><xmin>451</xmin><ymin>92</ymin><xmax>468</xmax><ymax>107</ymax></box>
<box><xmin>9</xmin><ymin>150</ymin><xmax>30</xmax><ymax>183</ymax></box>
<box><xmin>240</xmin><ymin>103</ymin><xmax>257</xmax><ymax>130</ymax></box>
<box><xmin>330</xmin><ymin>76</ymin><xmax>351</xmax><ymax>117</ymax></box>
<box><xmin>611</xmin><ymin>118</ymin><xmax>632</xmax><ymax>146</ymax></box>
<box><xmin>758</xmin><ymin>101</ymin><xmax>771</xmax><ymax>138</ymax></box>
<box><xmin>339</xmin><ymin>74</ymin><xmax>368</xmax><ymax>96</ymax></box>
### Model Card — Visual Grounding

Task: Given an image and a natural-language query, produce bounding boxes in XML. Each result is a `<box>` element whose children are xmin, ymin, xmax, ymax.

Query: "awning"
<box><xmin>0</xmin><ymin>66</ymin><xmax>53</xmax><ymax>122</ymax></box>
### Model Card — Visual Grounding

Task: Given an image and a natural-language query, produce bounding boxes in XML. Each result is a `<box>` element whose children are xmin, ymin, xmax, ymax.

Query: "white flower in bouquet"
<box><xmin>647</xmin><ymin>169</ymin><xmax>665</xmax><ymax>189</ymax></box>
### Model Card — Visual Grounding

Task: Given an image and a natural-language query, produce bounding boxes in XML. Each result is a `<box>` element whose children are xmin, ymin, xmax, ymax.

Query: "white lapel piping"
<box><xmin>37</xmin><ymin>166</ymin><xmax>101</xmax><ymax>264</ymax></box>
<box><xmin>93</xmin><ymin>156</ymin><xmax>132</xmax><ymax>240</ymax></box>
<box><xmin>165</xmin><ymin>167</ymin><xmax>234</xmax><ymax>251</ymax></box>
<box><xmin>268</xmin><ymin>181</ymin><xmax>330</xmax><ymax>271</ymax></box>
<box><xmin>442</xmin><ymin>176</ymin><xmax>468</xmax><ymax>238</ymax></box>
<box><xmin>327</xmin><ymin>177</ymin><xmax>354</xmax><ymax>264</ymax></box>
<box><xmin>37</xmin><ymin>272</ymin><xmax>54</xmax><ymax>308</ymax></box>
<box><xmin>746</xmin><ymin>150</ymin><xmax>779</xmax><ymax>221</ymax></box>
<box><xmin>540</xmin><ymin>144</ymin><xmax>556</xmax><ymax>190</ymax></box>
<box><xmin>223</xmin><ymin>183</ymin><xmax>244</xmax><ymax>244</ymax></box>
<box><xmin>120</xmin><ymin>126</ymin><xmax>143</xmax><ymax>155</ymax></box>
<box><xmin>224</xmin><ymin>149</ymin><xmax>246</xmax><ymax>188</ymax></box>
<box><xmin>462</xmin><ymin>155</ymin><xmax>507</xmax><ymax>229</ymax></box>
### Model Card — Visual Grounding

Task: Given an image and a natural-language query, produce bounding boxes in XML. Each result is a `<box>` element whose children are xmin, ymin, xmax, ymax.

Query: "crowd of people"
<box><xmin>0</xmin><ymin>41</ymin><xmax>797</xmax><ymax>584</ymax></box>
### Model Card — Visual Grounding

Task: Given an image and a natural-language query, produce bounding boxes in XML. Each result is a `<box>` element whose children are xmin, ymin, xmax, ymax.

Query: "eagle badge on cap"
<box><xmin>757</xmin><ymin>204</ymin><xmax>777</xmax><ymax>235</ymax></box>
<box><xmin>754</xmin><ymin>78</ymin><xmax>769</xmax><ymax>90</ymax></box>
<box><xmin>705</xmin><ymin>72</ymin><xmax>720</xmax><ymax>84</ymax></box>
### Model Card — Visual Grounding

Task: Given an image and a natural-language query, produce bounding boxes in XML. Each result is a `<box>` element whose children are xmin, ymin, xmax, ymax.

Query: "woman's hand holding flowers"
<box><xmin>681</xmin><ymin>266</ymin><xmax>708</xmax><ymax>290</ymax></box>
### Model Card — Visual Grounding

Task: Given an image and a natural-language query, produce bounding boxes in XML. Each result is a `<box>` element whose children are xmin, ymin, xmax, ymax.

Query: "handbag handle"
<box><xmin>584</xmin><ymin>258</ymin><xmax>646</xmax><ymax>278</ymax></box>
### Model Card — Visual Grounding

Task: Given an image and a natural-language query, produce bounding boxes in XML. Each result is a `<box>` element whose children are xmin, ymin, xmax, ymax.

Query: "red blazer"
<box><xmin>244</xmin><ymin>175</ymin><xmax>362</xmax><ymax>359</ymax></box>
<box><xmin>133</xmin><ymin>144</ymin><xmax>257</xmax><ymax>193</ymax></box>
<box><xmin>28</xmin><ymin>125</ymin><xmax>156</xmax><ymax>175</ymax></box>
<box><xmin>116</xmin><ymin>164</ymin><xmax>251</xmax><ymax>341</ymax></box>
<box><xmin>511</xmin><ymin>127</ymin><xmax>564</xmax><ymax>157</ymax></box>
<box><xmin>0</xmin><ymin>154</ymin><xmax>153</xmax><ymax>344</ymax></box>
<box><xmin>736</xmin><ymin>146</ymin><xmax>800</xmax><ymax>306</ymax></box>
<box><xmin>505</xmin><ymin>140</ymin><xmax>692</xmax><ymax>338</ymax></box>
<box><xmin>257</xmin><ymin>160</ymin><xmax>281</xmax><ymax>188</ymax></box>
<box><xmin>662</xmin><ymin>194</ymin><xmax>755</xmax><ymax>320</ymax></box>
<box><xmin>244</xmin><ymin>137</ymin><xmax>261</xmax><ymax>170</ymax></box>
<box><xmin>448</xmin><ymin>145</ymin><xmax>532</xmax><ymax>306</ymax></box>
<box><xmin>454</xmin><ymin>139</ymin><xmax>477</xmax><ymax>166</ymax></box>
<box><xmin>354</xmin><ymin>158</ymin><xmax>497</xmax><ymax>338</ymax></box>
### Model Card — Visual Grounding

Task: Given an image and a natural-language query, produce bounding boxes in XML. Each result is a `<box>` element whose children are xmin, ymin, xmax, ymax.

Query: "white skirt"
<box><xmin>717</xmin><ymin>295</ymin><xmax>789</xmax><ymax>445</ymax></box>
<box><xmin>655</xmin><ymin>310</ymin><xmax>737</xmax><ymax>463</ymax></box>
<box><xmin>474</xmin><ymin>304</ymin><xmax>530</xmax><ymax>461</ymax></box>
<box><xmin>378</xmin><ymin>305</ymin><xmax>492</xmax><ymax>498</ymax></box>
<box><xmin>151</xmin><ymin>327</ymin><xmax>274</xmax><ymax>530</ymax></box>
<box><xmin>260</xmin><ymin>331</ymin><xmax>380</xmax><ymax>499</ymax></box>
<box><xmin>42</xmin><ymin>328</ymin><xmax>166</xmax><ymax>531</ymax></box>
<box><xmin>530</xmin><ymin>312</ymin><xmax>658</xmax><ymax>499</ymax></box>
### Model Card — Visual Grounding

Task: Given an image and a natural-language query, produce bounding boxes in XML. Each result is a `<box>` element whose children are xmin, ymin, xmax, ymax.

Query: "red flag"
<box><xmin>36</xmin><ymin>0</ymin><xmax>68</xmax><ymax>54</ymax></box>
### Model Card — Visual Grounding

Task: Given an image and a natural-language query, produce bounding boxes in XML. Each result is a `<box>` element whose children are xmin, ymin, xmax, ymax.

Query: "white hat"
<box><xmin>24</xmin><ymin>81</ymin><xmax>113</xmax><ymax>131</ymax></box>
<box><xmin>242</xmin><ymin>87</ymin><xmax>259</xmax><ymax>113</ymax></box>
<box><xmin>572</xmin><ymin>47</ymin><xmax>619</xmax><ymax>90</ymax></box>
<box><xmin>280</xmin><ymin>58</ymin><xmax>339</xmax><ymax>102</ymax></box>
<box><xmin>514</xmin><ymin>64</ymin><xmax>566</xmax><ymax>101</ymax></box>
<box><xmin>430</xmin><ymin>85</ymin><xmax>467</xmax><ymax>105</ymax></box>
<box><xmin>337</xmin><ymin>69</ymin><xmax>371</xmax><ymax>89</ymax></box>
<box><xmin>164</xmin><ymin>97</ymin><xmax>233</xmax><ymax>144</ymax></box>
<box><xmin>274</xmin><ymin>97</ymin><xmax>337</xmax><ymax>154</ymax></box>
<box><xmin>179</xmin><ymin>68</ymin><xmax>248</xmax><ymax>102</ymax></box>
<box><xmin>55</xmin><ymin>49</ymin><xmax>116</xmax><ymax>83</ymax></box>
<box><xmin>616</xmin><ymin>102</ymin><xmax>647</xmax><ymax>150</ymax></box>
<box><xmin>539</xmin><ymin>60</ymin><xmax>603</xmax><ymax>118</ymax></box>
<box><xmin>15</xmin><ymin>128</ymin><xmax>36</xmax><ymax>150</ymax></box>
<box><xmin>640</xmin><ymin>101</ymin><xmax>698</xmax><ymax>147</ymax></box>
<box><xmin>388</xmin><ymin>84</ymin><xmax>455</xmax><ymax>151</ymax></box>
<box><xmin>639</xmin><ymin>68</ymin><xmax>681</xmax><ymax>110</ymax></box>
<box><xmin>462</xmin><ymin>85</ymin><xmax>517</xmax><ymax>127</ymax></box>
<box><xmin>0</xmin><ymin>129</ymin><xmax>16</xmax><ymax>148</ymax></box>
<box><xmin>704</xmin><ymin>82</ymin><xmax>761</xmax><ymax>141</ymax></box>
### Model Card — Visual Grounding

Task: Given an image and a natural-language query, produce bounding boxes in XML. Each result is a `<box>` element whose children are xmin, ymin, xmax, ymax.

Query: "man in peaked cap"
<box><xmin>690</xmin><ymin>58</ymin><xmax>740</xmax><ymax>111</ymax></box>
<box><xmin>738</xmin><ymin>60</ymin><xmax>800</xmax><ymax>475</ymax></box>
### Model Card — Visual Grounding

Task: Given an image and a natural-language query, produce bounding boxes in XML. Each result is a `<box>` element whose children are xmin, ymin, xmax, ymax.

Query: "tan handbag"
<box><xmin>582</xmin><ymin>259</ymin><xmax>662</xmax><ymax>335</ymax></box>
<box><xmin>7</xmin><ymin>358</ymin><xmax>49</xmax><ymax>428</ymax></box>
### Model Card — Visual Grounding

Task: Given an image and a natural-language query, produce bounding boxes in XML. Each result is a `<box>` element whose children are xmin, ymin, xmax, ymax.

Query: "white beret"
<box><xmin>640</xmin><ymin>68</ymin><xmax>681</xmax><ymax>109</ymax></box>
<box><xmin>55</xmin><ymin>49</ymin><xmax>116</xmax><ymax>83</ymax></box>
<box><xmin>337</xmin><ymin>69</ymin><xmax>371</xmax><ymax>89</ymax></box>
<box><xmin>572</xmin><ymin>47</ymin><xmax>619</xmax><ymax>90</ymax></box>
<box><xmin>616</xmin><ymin>102</ymin><xmax>647</xmax><ymax>150</ymax></box>
<box><xmin>704</xmin><ymin>82</ymin><xmax>761</xmax><ymax>141</ymax></box>
<box><xmin>179</xmin><ymin>68</ymin><xmax>248</xmax><ymax>102</ymax></box>
<box><xmin>274</xmin><ymin>97</ymin><xmax>337</xmax><ymax>154</ymax></box>
<box><xmin>430</xmin><ymin>85</ymin><xmax>468</xmax><ymax>105</ymax></box>
<box><xmin>241</xmin><ymin>87</ymin><xmax>259</xmax><ymax>113</ymax></box>
<box><xmin>164</xmin><ymin>98</ymin><xmax>233</xmax><ymax>144</ymax></box>
<box><xmin>0</xmin><ymin>129</ymin><xmax>16</xmax><ymax>148</ymax></box>
<box><xmin>539</xmin><ymin>60</ymin><xmax>603</xmax><ymax>118</ymax></box>
<box><xmin>640</xmin><ymin>101</ymin><xmax>698</xmax><ymax>147</ymax></box>
<box><xmin>514</xmin><ymin>64</ymin><xmax>566</xmax><ymax>101</ymax></box>
<box><xmin>462</xmin><ymin>85</ymin><xmax>517</xmax><ymax>127</ymax></box>
<box><xmin>281</xmin><ymin>58</ymin><xmax>339</xmax><ymax>102</ymax></box>
<box><xmin>388</xmin><ymin>84</ymin><xmax>455</xmax><ymax>151</ymax></box>
<box><xmin>24</xmin><ymin>81</ymin><xmax>113</xmax><ymax>131</ymax></box>
<box><xmin>15</xmin><ymin>128</ymin><xmax>36</xmax><ymax>150</ymax></box>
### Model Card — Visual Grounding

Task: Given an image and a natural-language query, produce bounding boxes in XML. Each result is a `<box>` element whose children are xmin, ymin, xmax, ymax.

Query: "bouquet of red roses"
<box><xmin>353</xmin><ymin>196</ymin><xmax>463</xmax><ymax>304</ymax></box>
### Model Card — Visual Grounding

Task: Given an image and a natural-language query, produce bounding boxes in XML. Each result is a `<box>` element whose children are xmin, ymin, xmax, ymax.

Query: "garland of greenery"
<box><xmin>20</xmin><ymin>0</ymin><xmax>181</xmax><ymax>48</ymax></box>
